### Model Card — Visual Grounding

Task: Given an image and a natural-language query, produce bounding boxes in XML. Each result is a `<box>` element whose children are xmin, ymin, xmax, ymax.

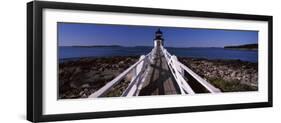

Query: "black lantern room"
<box><xmin>154</xmin><ymin>28</ymin><xmax>164</xmax><ymax>47</ymax></box>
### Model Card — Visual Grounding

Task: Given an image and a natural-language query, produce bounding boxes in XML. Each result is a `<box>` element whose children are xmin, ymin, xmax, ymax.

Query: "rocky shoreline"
<box><xmin>59</xmin><ymin>56</ymin><xmax>258</xmax><ymax>99</ymax></box>
<box><xmin>59</xmin><ymin>56</ymin><xmax>139</xmax><ymax>99</ymax></box>
<box><xmin>178</xmin><ymin>57</ymin><xmax>258</xmax><ymax>92</ymax></box>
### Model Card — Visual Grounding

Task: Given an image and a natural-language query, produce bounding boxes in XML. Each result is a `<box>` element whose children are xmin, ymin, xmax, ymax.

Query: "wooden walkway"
<box><xmin>139</xmin><ymin>47</ymin><xmax>181</xmax><ymax>96</ymax></box>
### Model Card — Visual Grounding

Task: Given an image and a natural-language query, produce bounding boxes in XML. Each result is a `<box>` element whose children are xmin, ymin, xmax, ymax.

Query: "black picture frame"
<box><xmin>27</xmin><ymin>1</ymin><xmax>273</xmax><ymax>122</ymax></box>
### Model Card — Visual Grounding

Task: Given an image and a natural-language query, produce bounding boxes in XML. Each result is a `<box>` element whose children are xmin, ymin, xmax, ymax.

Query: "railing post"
<box><xmin>137</xmin><ymin>55</ymin><xmax>145</xmax><ymax>74</ymax></box>
<box><xmin>151</xmin><ymin>48</ymin><xmax>156</xmax><ymax>63</ymax></box>
<box><xmin>171</xmin><ymin>56</ymin><xmax>184</xmax><ymax>77</ymax></box>
<box><xmin>169</xmin><ymin>55</ymin><xmax>185</xmax><ymax>94</ymax></box>
<box><xmin>133</xmin><ymin>55</ymin><xmax>145</xmax><ymax>83</ymax></box>
<box><xmin>124</xmin><ymin>55</ymin><xmax>146</xmax><ymax>97</ymax></box>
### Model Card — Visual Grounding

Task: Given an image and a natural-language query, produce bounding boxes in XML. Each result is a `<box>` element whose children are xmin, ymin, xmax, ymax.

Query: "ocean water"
<box><xmin>59</xmin><ymin>46</ymin><xmax>258</xmax><ymax>63</ymax></box>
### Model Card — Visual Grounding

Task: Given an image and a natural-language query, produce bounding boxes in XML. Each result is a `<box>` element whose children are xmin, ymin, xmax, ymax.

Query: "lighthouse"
<box><xmin>154</xmin><ymin>28</ymin><xmax>164</xmax><ymax>47</ymax></box>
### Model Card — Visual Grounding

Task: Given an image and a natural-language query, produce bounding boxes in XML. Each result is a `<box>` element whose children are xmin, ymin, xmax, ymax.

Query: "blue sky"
<box><xmin>58</xmin><ymin>23</ymin><xmax>258</xmax><ymax>47</ymax></box>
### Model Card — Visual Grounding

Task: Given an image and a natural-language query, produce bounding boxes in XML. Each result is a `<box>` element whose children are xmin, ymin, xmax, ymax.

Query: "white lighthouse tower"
<box><xmin>154</xmin><ymin>28</ymin><xmax>164</xmax><ymax>48</ymax></box>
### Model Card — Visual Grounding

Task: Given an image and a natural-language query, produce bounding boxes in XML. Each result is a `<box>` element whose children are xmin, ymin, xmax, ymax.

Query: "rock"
<box><xmin>119</xmin><ymin>61</ymin><xmax>125</xmax><ymax>65</ymax></box>
<box><xmin>70</xmin><ymin>82</ymin><xmax>79</xmax><ymax>88</ymax></box>
<box><xmin>81</xmin><ymin>94</ymin><xmax>87</xmax><ymax>98</ymax></box>
<box><xmin>81</xmin><ymin>84</ymin><xmax>90</xmax><ymax>88</ymax></box>
<box><xmin>231</xmin><ymin>72</ymin><xmax>236</xmax><ymax>77</ymax></box>
<box><xmin>103</xmin><ymin>74</ymin><xmax>115</xmax><ymax>81</ymax></box>
<box><xmin>99</xmin><ymin>67</ymin><xmax>104</xmax><ymax>71</ymax></box>
<box><xmin>79</xmin><ymin>91</ymin><xmax>84</xmax><ymax>96</ymax></box>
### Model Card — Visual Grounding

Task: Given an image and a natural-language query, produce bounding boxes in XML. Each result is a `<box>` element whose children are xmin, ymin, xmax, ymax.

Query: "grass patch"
<box><xmin>208</xmin><ymin>78</ymin><xmax>257</xmax><ymax>92</ymax></box>
<box><xmin>103</xmin><ymin>79</ymin><xmax>130</xmax><ymax>97</ymax></box>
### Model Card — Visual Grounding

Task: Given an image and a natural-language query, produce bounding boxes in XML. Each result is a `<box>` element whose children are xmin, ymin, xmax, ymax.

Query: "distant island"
<box><xmin>69</xmin><ymin>45</ymin><xmax>219</xmax><ymax>49</ymax></box>
<box><xmin>71</xmin><ymin>45</ymin><xmax>122</xmax><ymax>48</ymax></box>
<box><xmin>64</xmin><ymin>44</ymin><xmax>258</xmax><ymax>50</ymax></box>
<box><xmin>224</xmin><ymin>44</ymin><xmax>258</xmax><ymax>50</ymax></box>
<box><xmin>67</xmin><ymin>45</ymin><xmax>155</xmax><ymax>47</ymax></box>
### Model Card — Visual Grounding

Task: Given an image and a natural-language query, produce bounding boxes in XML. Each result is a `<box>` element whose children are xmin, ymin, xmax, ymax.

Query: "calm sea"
<box><xmin>59</xmin><ymin>46</ymin><xmax>258</xmax><ymax>63</ymax></box>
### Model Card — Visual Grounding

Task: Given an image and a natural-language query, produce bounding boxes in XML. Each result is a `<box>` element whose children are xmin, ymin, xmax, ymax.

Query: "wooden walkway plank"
<box><xmin>139</xmin><ymin>47</ymin><xmax>181</xmax><ymax>96</ymax></box>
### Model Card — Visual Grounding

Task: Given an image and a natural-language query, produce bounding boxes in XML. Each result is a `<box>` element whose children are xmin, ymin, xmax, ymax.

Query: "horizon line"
<box><xmin>59</xmin><ymin>43</ymin><xmax>258</xmax><ymax>48</ymax></box>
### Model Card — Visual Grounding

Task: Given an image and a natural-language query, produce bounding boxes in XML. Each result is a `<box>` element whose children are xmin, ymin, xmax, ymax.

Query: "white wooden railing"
<box><xmin>160</xmin><ymin>46</ymin><xmax>221</xmax><ymax>94</ymax></box>
<box><xmin>89</xmin><ymin>48</ymin><xmax>156</xmax><ymax>98</ymax></box>
<box><xmin>89</xmin><ymin>45</ymin><xmax>220</xmax><ymax>98</ymax></box>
